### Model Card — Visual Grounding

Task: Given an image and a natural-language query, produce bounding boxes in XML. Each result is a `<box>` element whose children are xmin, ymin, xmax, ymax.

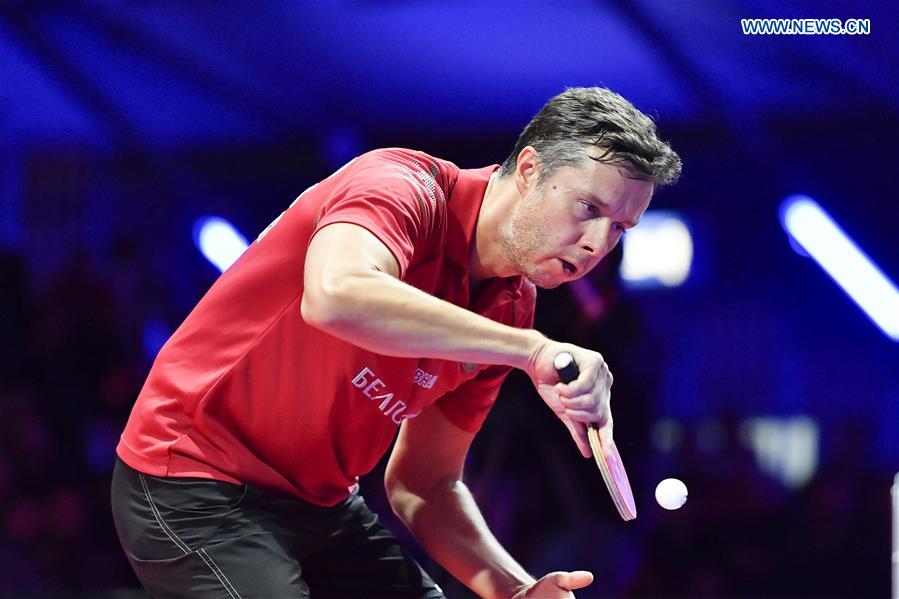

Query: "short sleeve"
<box><xmin>434</xmin><ymin>365</ymin><xmax>513</xmax><ymax>433</ymax></box>
<box><xmin>312</xmin><ymin>151</ymin><xmax>445</xmax><ymax>279</ymax></box>
<box><xmin>434</xmin><ymin>281</ymin><xmax>537</xmax><ymax>433</ymax></box>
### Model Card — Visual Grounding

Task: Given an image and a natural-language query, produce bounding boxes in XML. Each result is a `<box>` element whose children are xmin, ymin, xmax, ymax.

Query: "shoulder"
<box><xmin>340</xmin><ymin>148</ymin><xmax>458</xmax><ymax>210</ymax></box>
<box><xmin>354</xmin><ymin>148</ymin><xmax>459</xmax><ymax>184</ymax></box>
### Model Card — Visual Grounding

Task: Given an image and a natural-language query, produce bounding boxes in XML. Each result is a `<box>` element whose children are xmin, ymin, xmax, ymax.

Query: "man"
<box><xmin>111</xmin><ymin>87</ymin><xmax>681</xmax><ymax>598</ymax></box>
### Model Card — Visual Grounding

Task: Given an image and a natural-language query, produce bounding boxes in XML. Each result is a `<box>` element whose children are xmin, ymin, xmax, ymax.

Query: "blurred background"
<box><xmin>1</xmin><ymin>1</ymin><xmax>897</xmax><ymax>597</ymax></box>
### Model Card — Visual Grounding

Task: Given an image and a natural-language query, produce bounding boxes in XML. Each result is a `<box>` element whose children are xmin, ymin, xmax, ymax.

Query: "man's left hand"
<box><xmin>511</xmin><ymin>570</ymin><xmax>594</xmax><ymax>598</ymax></box>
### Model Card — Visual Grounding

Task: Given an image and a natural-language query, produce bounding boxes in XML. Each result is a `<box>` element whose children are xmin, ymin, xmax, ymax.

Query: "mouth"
<box><xmin>558</xmin><ymin>258</ymin><xmax>578</xmax><ymax>276</ymax></box>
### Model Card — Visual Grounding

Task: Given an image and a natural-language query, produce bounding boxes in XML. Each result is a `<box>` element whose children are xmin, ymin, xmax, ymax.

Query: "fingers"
<box><xmin>557</xmin><ymin>393</ymin><xmax>595</xmax><ymax>410</ymax></box>
<box><xmin>558</xmin><ymin>393</ymin><xmax>611</xmax><ymax>427</ymax></box>
<box><xmin>555</xmin><ymin>354</ymin><xmax>612</xmax><ymax>397</ymax></box>
<box><xmin>562</xmin><ymin>419</ymin><xmax>591</xmax><ymax>458</ymax></box>
<box><xmin>548</xmin><ymin>570</ymin><xmax>594</xmax><ymax>591</ymax></box>
<box><xmin>596</xmin><ymin>417</ymin><xmax>615</xmax><ymax>444</ymax></box>
<box><xmin>563</xmin><ymin>409</ymin><xmax>610</xmax><ymax>426</ymax></box>
<box><xmin>537</xmin><ymin>344</ymin><xmax>615</xmax><ymax>459</ymax></box>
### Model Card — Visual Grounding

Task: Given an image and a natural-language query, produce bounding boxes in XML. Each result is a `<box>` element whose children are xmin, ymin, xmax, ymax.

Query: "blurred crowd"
<box><xmin>0</xmin><ymin>240</ymin><xmax>892</xmax><ymax>598</ymax></box>
<box><xmin>0</xmin><ymin>240</ymin><xmax>189</xmax><ymax>598</ymax></box>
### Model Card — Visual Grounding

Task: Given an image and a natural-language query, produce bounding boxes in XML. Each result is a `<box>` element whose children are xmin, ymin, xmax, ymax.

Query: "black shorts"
<box><xmin>110</xmin><ymin>458</ymin><xmax>445</xmax><ymax>598</ymax></box>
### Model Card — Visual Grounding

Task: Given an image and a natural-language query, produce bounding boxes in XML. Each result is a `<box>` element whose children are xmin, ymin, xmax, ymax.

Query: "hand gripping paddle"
<box><xmin>554</xmin><ymin>352</ymin><xmax>637</xmax><ymax>521</ymax></box>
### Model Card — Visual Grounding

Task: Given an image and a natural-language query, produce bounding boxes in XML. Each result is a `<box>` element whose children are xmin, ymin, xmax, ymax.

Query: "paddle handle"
<box><xmin>553</xmin><ymin>352</ymin><xmax>579</xmax><ymax>384</ymax></box>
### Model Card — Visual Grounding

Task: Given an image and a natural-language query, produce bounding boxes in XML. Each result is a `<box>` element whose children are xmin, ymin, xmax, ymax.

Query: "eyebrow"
<box><xmin>585</xmin><ymin>193</ymin><xmax>640</xmax><ymax>228</ymax></box>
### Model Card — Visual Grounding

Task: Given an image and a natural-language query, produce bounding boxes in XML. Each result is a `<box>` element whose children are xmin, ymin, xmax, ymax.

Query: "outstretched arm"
<box><xmin>385</xmin><ymin>405</ymin><xmax>594</xmax><ymax>599</ymax></box>
<box><xmin>301</xmin><ymin>222</ymin><xmax>545</xmax><ymax>371</ymax></box>
<box><xmin>302</xmin><ymin>223</ymin><xmax>616</xmax><ymax>460</ymax></box>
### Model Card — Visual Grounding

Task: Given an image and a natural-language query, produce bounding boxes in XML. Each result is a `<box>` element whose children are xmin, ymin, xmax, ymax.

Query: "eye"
<box><xmin>578</xmin><ymin>200</ymin><xmax>598</xmax><ymax>217</ymax></box>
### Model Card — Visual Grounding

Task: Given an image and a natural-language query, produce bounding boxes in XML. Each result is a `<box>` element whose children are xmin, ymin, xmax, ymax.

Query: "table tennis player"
<box><xmin>111</xmin><ymin>86</ymin><xmax>681</xmax><ymax>598</ymax></box>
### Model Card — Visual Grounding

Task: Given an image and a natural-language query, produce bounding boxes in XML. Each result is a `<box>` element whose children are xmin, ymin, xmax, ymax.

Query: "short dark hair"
<box><xmin>499</xmin><ymin>87</ymin><xmax>682</xmax><ymax>187</ymax></box>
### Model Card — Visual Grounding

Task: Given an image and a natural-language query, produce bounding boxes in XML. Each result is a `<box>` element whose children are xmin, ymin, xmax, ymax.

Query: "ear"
<box><xmin>514</xmin><ymin>146</ymin><xmax>540</xmax><ymax>197</ymax></box>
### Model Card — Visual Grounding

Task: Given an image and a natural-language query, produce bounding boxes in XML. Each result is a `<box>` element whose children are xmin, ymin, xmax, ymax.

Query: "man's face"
<box><xmin>500</xmin><ymin>155</ymin><xmax>654</xmax><ymax>289</ymax></box>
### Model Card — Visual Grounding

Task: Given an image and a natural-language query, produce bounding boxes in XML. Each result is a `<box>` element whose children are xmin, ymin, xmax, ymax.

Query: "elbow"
<box><xmin>300</xmin><ymin>274</ymin><xmax>356</xmax><ymax>330</ymax></box>
<box><xmin>384</xmin><ymin>472</ymin><xmax>408</xmax><ymax>517</ymax></box>
<box><xmin>385</xmin><ymin>470</ymin><xmax>427</xmax><ymax>523</ymax></box>
<box><xmin>385</xmin><ymin>469</ymin><xmax>457</xmax><ymax>523</ymax></box>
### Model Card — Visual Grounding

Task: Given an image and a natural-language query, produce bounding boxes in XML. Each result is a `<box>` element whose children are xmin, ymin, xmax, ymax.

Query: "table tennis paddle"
<box><xmin>554</xmin><ymin>351</ymin><xmax>637</xmax><ymax>521</ymax></box>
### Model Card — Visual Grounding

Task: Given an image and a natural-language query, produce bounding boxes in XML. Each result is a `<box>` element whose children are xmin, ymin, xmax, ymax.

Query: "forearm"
<box><xmin>390</xmin><ymin>479</ymin><xmax>534</xmax><ymax>599</ymax></box>
<box><xmin>301</xmin><ymin>269</ymin><xmax>543</xmax><ymax>370</ymax></box>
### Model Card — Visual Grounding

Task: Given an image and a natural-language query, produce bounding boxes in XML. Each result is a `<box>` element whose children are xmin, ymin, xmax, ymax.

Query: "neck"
<box><xmin>469</xmin><ymin>172</ymin><xmax>519</xmax><ymax>284</ymax></box>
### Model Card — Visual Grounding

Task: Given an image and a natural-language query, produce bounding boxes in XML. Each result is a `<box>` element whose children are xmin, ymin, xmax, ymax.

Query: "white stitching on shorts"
<box><xmin>139</xmin><ymin>473</ymin><xmax>242</xmax><ymax>598</ymax></box>
<box><xmin>139</xmin><ymin>473</ymin><xmax>190</xmax><ymax>555</ymax></box>
<box><xmin>199</xmin><ymin>548</ymin><xmax>241</xmax><ymax>599</ymax></box>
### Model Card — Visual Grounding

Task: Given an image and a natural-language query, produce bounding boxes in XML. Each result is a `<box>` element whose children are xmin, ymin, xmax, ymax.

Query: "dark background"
<box><xmin>1</xmin><ymin>1</ymin><xmax>897</xmax><ymax>597</ymax></box>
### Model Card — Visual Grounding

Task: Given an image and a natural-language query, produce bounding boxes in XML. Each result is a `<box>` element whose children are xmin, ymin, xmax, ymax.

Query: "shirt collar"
<box><xmin>445</xmin><ymin>165</ymin><xmax>525</xmax><ymax>303</ymax></box>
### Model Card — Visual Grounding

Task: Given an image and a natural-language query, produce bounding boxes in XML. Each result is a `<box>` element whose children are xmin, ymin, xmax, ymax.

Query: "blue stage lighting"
<box><xmin>193</xmin><ymin>216</ymin><xmax>249</xmax><ymax>273</ymax></box>
<box><xmin>780</xmin><ymin>195</ymin><xmax>899</xmax><ymax>341</ymax></box>
<box><xmin>620</xmin><ymin>210</ymin><xmax>693</xmax><ymax>288</ymax></box>
<box><xmin>141</xmin><ymin>318</ymin><xmax>172</xmax><ymax>362</ymax></box>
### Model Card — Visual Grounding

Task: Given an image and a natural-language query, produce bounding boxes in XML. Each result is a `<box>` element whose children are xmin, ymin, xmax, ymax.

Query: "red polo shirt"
<box><xmin>117</xmin><ymin>148</ymin><xmax>536</xmax><ymax>506</ymax></box>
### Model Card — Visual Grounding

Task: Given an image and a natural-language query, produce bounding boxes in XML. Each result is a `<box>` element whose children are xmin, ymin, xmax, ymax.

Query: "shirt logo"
<box><xmin>351</xmin><ymin>367</ymin><xmax>419</xmax><ymax>424</ymax></box>
<box><xmin>412</xmin><ymin>368</ymin><xmax>438</xmax><ymax>389</ymax></box>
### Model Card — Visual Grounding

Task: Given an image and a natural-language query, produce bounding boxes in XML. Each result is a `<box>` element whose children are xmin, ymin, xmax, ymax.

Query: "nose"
<box><xmin>580</xmin><ymin>218</ymin><xmax>613</xmax><ymax>256</ymax></box>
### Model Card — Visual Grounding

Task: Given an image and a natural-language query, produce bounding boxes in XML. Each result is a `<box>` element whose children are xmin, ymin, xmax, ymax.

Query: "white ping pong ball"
<box><xmin>655</xmin><ymin>478</ymin><xmax>688</xmax><ymax>510</ymax></box>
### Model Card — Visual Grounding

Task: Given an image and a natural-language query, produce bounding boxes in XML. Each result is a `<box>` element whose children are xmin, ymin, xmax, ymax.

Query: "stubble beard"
<box><xmin>499</xmin><ymin>190</ymin><xmax>560</xmax><ymax>289</ymax></box>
